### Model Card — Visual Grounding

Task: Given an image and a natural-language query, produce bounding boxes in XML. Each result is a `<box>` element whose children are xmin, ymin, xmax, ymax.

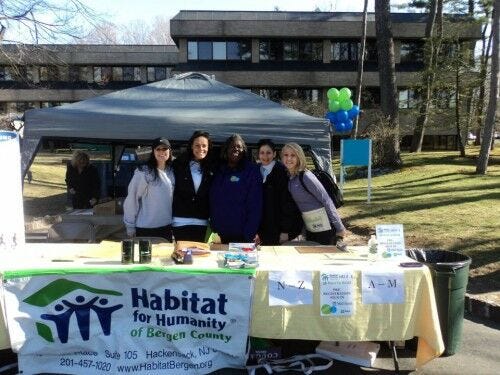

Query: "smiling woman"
<box><xmin>209</xmin><ymin>134</ymin><xmax>263</xmax><ymax>244</ymax></box>
<box><xmin>123</xmin><ymin>137</ymin><xmax>174</xmax><ymax>241</ymax></box>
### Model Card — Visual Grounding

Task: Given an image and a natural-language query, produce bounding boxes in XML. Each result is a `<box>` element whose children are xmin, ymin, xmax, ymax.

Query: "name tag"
<box><xmin>302</xmin><ymin>207</ymin><xmax>331</xmax><ymax>233</ymax></box>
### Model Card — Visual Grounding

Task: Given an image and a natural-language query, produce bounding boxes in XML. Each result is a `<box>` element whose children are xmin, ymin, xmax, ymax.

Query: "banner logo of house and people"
<box><xmin>23</xmin><ymin>279</ymin><xmax>124</xmax><ymax>344</ymax></box>
<box><xmin>325</xmin><ymin>87</ymin><xmax>361</xmax><ymax>133</ymax></box>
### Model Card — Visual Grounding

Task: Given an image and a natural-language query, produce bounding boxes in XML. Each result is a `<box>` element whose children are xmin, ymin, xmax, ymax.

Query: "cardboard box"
<box><xmin>315</xmin><ymin>341</ymin><xmax>380</xmax><ymax>368</ymax></box>
<box><xmin>93</xmin><ymin>199</ymin><xmax>124</xmax><ymax>215</ymax></box>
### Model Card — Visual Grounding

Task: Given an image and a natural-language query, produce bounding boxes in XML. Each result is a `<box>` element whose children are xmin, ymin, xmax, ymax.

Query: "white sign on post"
<box><xmin>319</xmin><ymin>270</ymin><xmax>354</xmax><ymax>316</ymax></box>
<box><xmin>375</xmin><ymin>224</ymin><xmax>405</xmax><ymax>259</ymax></box>
<box><xmin>268</xmin><ymin>271</ymin><xmax>313</xmax><ymax>306</ymax></box>
<box><xmin>362</xmin><ymin>270</ymin><xmax>404</xmax><ymax>304</ymax></box>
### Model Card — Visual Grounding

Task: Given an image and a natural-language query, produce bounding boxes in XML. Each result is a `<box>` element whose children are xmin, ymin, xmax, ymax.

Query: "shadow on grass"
<box><xmin>345</xmin><ymin>191</ymin><xmax>500</xmax><ymax>221</ymax></box>
<box><xmin>27</xmin><ymin>179</ymin><xmax>66</xmax><ymax>188</ymax></box>
<box><xmin>468</xmin><ymin>270</ymin><xmax>500</xmax><ymax>295</ymax></box>
<box><xmin>24</xmin><ymin>193</ymin><xmax>67</xmax><ymax>217</ymax></box>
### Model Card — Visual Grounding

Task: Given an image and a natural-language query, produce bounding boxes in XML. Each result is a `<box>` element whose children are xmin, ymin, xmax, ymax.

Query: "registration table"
<box><xmin>0</xmin><ymin>242</ymin><xmax>444</xmax><ymax>371</ymax></box>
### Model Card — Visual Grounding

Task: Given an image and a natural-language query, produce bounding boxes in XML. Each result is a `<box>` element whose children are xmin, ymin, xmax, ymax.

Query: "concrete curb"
<box><xmin>465</xmin><ymin>294</ymin><xmax>500</xmax><ymax>323</ymax></box>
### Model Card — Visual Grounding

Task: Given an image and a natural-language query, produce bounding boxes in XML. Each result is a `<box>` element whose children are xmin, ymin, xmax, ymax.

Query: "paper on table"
<box><xmin>268</xmin><ymin>270</ymin><xmax>313</xmax><ymax>306</ymax></box>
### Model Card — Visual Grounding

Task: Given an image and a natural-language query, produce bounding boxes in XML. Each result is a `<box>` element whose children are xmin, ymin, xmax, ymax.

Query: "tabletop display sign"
<box><xmin>0</xmin><ymin>131</ymin><xmax>25</xmax><ymax>251</ymax></box>
<box><xmin>319</xmin><ymin>270</ymin><xmax>354</xmax><ymax>316</ymax></box>
<box><xmin>361</xmin><ymin>270</ymin><xmax>404</xmax><ymax>304</ymax></box>
<box><xmin>3</xmin><ymin>269</ymin><xmax>253</xmax><ymax>374</ymax></box>
<box><xmin>375</xmin><ymin>224</ymin><xmax>406</xmax><ymax>259</ymax></box>
<box><xmin>268</xmin><ymin>271</ymin><xmax>313</xmax><ymax>306</ymax></box>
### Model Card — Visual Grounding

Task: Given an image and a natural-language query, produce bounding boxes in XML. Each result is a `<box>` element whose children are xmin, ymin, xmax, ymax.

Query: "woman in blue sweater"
<box><xmin>209</xmin><ymin>134</ymin><xmax>263</xmax><ymax>244</ymax></box>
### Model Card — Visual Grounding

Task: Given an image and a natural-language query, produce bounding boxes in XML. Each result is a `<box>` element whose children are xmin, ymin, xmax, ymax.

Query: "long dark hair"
<box><xmin>221</xmin><ymin>134</ymin><xmax>248</xmax><ymax>169</ymax></box>
<box><xmin>142</xmin><ymin>141</ymin><xmax>172</xmax><ymax>181</ymax></box>
<box><xmin>186</xmin><ymin>130</ymin><xmax>213</xmax><ymax>173</ymax></box>
<box><xmin>257</xmin><ymin>138</ymin><xmax>276</xmax><ymax>153</ymax></box>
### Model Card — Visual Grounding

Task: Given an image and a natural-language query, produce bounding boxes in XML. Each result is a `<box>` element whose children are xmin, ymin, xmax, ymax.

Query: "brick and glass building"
<box><xmin>0</xmin><ymin>11</ymin><xmax>481</xmax><ymax>149</ymax></box>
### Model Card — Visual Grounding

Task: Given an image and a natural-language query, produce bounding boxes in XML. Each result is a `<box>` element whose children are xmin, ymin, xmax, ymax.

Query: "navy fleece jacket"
<box><xmin>209</xmin><ymin>160</ymin><xmax>263</xmax><ymax>242</ymax></box>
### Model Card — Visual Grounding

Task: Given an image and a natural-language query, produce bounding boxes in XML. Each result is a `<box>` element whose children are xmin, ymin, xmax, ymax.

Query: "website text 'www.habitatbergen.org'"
<box><xmin>117</xmin><ymin>359</ymin><xmax>213</xmax><ymax>372</ymax></box>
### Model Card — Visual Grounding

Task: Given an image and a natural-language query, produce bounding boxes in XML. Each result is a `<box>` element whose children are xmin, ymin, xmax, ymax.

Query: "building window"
<box><xmin>188</xmin><ymin>40</ymin><xmax>251</xmax><ymax>61</ymax></box>
<box><xmin>188</xmin><ymin>41</ymin><xmax>198</xmax><ymax>60</ymax></box>
<box><xmin>400</xmin><ymin>41</ymin><xmax>424</xmax><ymax>63</ymax></box>
<box><xmin>332</xmin><ymin>41</ymin><xmax>359</xmax><ymax>61</ymax></box>
<box><xmin>300</xmin><ymin>41</ymin><xmax>323</xmax><ymax>61</ymax></box>
<box><xmin>147</xmin><ymin>67</ymin><xmax>167</xmax><ymax>82</ymax></box>
<box><xmin>93</xmin><ymin>67</ymin><xmax>112</xmax><ymax>83</ymax></box>
<box><xmin>39</xmin><ymin>66</ymin><xmax>59</xmax><ymax>81</ymax></box>
<box><xmin>398</xmin><ymin>89</ymin><xmax>419</xmax><ymax>109</ymax></box>
<box><xmin>112</xmin><ymin>67</ymin><xmax>123</xmax><ymax>81</ymax></box>
<box><xmin>213</xmin><ymin>42</ymin><xmax>227</xmax><ymax>60</ymax></box>
<box><xmin>198</xmin><ymin>41</ymin><xmax>213</xmax><ymax>60</ymax></box>
<box><xmin>79</xmin><ymin>66</ymin><xmax>89</xmax><ymax>82</ymax></box>
<box><xmin>283</xmin><ymin>41</ymin><xmax>299</xmax><ymax>61</ymax></box>
<box><xmin>120</xmin><ymin>66</ymin><xmax>140</xmax><ymax>81</ymax></box>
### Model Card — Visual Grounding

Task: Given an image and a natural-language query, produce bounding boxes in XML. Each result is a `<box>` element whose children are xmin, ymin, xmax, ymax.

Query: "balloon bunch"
<box><xmin>325</xmin><ymin>87</ymin><xmax>360</xmax><ymax>133</ymax></box>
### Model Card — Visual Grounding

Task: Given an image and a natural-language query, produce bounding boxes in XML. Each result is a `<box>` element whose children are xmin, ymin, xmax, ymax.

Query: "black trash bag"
<box><xmin>406</xmin><ymin>249</ymin><xmax>471</xmax><ymax>272</ymax></box>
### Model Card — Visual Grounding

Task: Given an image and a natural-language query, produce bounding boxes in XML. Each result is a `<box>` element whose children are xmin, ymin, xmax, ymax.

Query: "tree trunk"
<box><xmin>455</xmin><ymin>63</ymin><xmax>466</xmax><ymax>156</ymax></box>
<box><xmin>463</xmin><ymin>0</ymin><xmax>476</xmax><ymax>152</ymax></box>
<box><xmin>476</xmin><ymin>0</ymin><xmax>499</xmax><ymax>174</ymax></box>
<box><xmin>353</xmin><ymin>0</ymin><xmax>369</xmax><ymax>139</ymax></box>
<box><xmin>375</xmin><ymin>0</ymin><xmax>402</xmax><ymax>167</ymax></box>
<box><xmin>475</xmin><ymin>6</ymin><xmax>494</xmax><ymax>146</ymax></box>
<box><xmin>411</xmin><ymin>0</ymin><xmax>441</xmax><ymax>152</ymax></box>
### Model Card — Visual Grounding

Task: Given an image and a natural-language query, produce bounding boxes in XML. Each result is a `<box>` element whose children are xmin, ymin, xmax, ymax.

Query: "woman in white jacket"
<box><xmin>123</xmin><ymin>138</ymin><xmax>175</xmax><ymax>241</ymax></box>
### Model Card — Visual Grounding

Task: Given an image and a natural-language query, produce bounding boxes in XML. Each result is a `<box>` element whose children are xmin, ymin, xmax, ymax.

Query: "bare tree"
<box><xmin>353</xmin><ymin>0</ymin><xmax>368</xmax><ymax>139</ymax></box>
<box><xmin>375</xmin><ymin>0</ymin><xmax>402</xmax><ymax>167</ymax></box>
<box><xmin>148</xmin><ymin>16</ymin><xmax>175</xmax><ymax>45</ymax></box>
<box><xmin>77</xmin><ymin>21</ymin><xmax>118</xmax><ymax>44</ymax></box>
<box><xmin>410</xmin><ymin>0</ymin><xmax>442</xmax><ymax>152</ymax></box>
<box><xmin>0</xmin><ymin>0</ymin><xmax>100</xmax><ymax>44</ymax></box>
<box><xmin>476</xmin><ymin>0</ymin><xmax>499</xmax><ymax>174</ymax></box>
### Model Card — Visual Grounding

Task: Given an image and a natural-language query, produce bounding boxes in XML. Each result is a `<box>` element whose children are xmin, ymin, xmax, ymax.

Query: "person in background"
<box><xmin>255</xmin><ymin>139</ymin><xmax>302</xmax><ymax>245</ymax></box>
<box><xmin>123</xmin><ymin>137</ymin><xmax>174</xmax><ymax>241</ymax></box>
<box><xmin>281</xmin><ymin>142</ymin><xmax>345</xmax><ymax>245</ymax></box>
<box><xmin>65</xmin><ymin>150</ymin><xmax>100</xmax><ymax>209</ymax></box>
<box><xmin>172</xmin><ymin>130</ymin><xmax>215</xmax><ymax>242</ymax></box>
<box><xmin>209</xmin><ymin>134</ymin><xmax>262</xmax><ymax>244</ymax></box>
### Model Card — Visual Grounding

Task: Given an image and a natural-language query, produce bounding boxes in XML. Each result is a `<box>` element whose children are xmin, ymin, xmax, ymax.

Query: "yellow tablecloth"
<box><xmin>0</xmin><ymin>243</ymin><xmax>444</xmax><ymax>368</ymax></box>
<box><xmin>251</xmin><ymin>246</ymin><xmax>445</xmax><ymax>368</ymax></box>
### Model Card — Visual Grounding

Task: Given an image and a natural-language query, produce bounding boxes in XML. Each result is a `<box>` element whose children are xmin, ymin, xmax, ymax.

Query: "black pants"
<box><xmin>136</xmin><ymin>225</ymin><xmax>172</xmax><ymax>242</ymax></box>
<box><xmin>172</xmin><ymin>225</ymin><xmax>207</xmax><ymax>242</ymax></box>
<box><xmin>305</xmin><ymin>229</ymin><xmax>335</xmax><ymax>245</ymax></box>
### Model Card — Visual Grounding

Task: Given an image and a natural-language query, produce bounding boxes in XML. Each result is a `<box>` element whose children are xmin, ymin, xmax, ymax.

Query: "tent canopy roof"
<box><xmin>22</xmin><ymin>73</ymin><xmax>332</xmax><ymax>174</ymax></box>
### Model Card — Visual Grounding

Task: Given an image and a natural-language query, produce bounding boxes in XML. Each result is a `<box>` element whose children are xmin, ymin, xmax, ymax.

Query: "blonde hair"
<box><xmin>281</xmin><ymin>142</ymin><xmax>307</xmax><ymax>176</ymax></box>
<box><xmin>71</xmin><ymin>150</ymin><xmax>90</xmax><ymax>168</ymax></box>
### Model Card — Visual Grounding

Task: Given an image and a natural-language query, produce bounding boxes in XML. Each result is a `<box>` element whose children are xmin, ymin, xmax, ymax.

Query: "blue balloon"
<box><xmin>325</xmin><ymin>111</ymin><xmax>336</xmax><ymax>124</ymax></box>
<box><xmin>337</xmin><ymin>110</ymin><xmax>348</xmax><ymax>123</ymax></box>
<box><xmin>347</xmin><ymin>105</ymin><xmax>360</xmax><ymax>119</ymax></box>
<box><xmin>335</xmin><ymin>122</ymin><xmax>346</xmax><ymax>132</ymax></box>
<box><xmin>345</xmin><ymin>119</ymin><xmax>354</xmax><ymax>131</ymax></box>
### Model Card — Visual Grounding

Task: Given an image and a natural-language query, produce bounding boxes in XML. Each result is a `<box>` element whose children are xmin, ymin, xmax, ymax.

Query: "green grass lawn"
<box><xmin>338</xmin><ymin>147</ymin><xmax>500</xmax><ymax>274</ymax></box>
<box><xmin>24</xmin><ymin>147</ymin><xmax>499</xmax><ymax>277</ymax></box>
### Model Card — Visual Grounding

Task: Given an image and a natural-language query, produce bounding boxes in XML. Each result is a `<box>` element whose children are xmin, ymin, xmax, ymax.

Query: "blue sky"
<box><xmin>83</xmin><ymin>0</ymin><xmax>409</xmax><ymax>24</ymax></box>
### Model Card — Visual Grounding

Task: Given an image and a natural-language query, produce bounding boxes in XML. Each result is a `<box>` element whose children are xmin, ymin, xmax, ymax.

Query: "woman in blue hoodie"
<box><xmin>209</xmin><ymin>134</ymin><xmax>262</xmax><ymax>244</ymax></box>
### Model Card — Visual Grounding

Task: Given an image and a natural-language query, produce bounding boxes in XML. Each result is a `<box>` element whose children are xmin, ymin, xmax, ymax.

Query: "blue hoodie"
<box><xmin>209</xmin><ymin>160</ymin><xmax>263</xmax><ymax>242</ymax></box>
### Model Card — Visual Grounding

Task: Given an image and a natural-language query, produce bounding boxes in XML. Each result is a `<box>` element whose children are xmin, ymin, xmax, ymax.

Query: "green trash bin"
<box><xmin>406</xmin><ymin>249</ymin><xmax>471</xmax><ymax>356</ymax></box>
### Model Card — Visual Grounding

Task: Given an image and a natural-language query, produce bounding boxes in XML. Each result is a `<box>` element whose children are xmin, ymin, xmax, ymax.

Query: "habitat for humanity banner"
<box><xmin>2</xmin><ymin>269</ymin><xmax>254</xmax><ymax>374</ymax></box>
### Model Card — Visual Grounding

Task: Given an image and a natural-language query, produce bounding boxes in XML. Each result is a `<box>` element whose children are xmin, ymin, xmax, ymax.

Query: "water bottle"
<box><xmin>367</xmin><ymin>235</ymin><xmax>378</xmax><ymax>261</ymax></box>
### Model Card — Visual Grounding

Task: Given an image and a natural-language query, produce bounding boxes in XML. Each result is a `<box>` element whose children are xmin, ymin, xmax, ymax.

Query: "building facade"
<box><xmin>0</xmin><ymin>11</ymin><xmax>481</xmax><ymax>149</ymax></box>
